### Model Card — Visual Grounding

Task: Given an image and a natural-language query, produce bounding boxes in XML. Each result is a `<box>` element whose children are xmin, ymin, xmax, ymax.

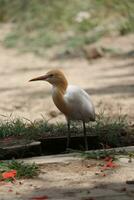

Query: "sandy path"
<box><xmin>0</xmin><ymin>24</ymin><xmax>133</xmax><ymax>122</ymax></box>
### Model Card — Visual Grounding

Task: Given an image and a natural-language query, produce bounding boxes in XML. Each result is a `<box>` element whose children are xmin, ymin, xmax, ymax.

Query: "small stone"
<box><xmin>120</xmin><ymin>187</ymin><xmax>127</xmax><ymax>192</ymax></box>
<box><xmin>16</xmin><ymin>192</ymin><xmax>21</xmax><ymax>195</ymax></box>
<box><xmin>95</xmin><ymin>172</ymin><xmax>99</xmax><ymax>175</ymax></box>
<box><xmin>83</xmin><ymin>46</ymin><xmax>103</xmax><ymax>60</ymax></box>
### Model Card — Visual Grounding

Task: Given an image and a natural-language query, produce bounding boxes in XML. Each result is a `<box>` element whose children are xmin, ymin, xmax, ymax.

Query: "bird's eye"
<box><xmin>49</xmin><ymin>74</ymin><xmax>54</xmax><ymax>77</ymax></box>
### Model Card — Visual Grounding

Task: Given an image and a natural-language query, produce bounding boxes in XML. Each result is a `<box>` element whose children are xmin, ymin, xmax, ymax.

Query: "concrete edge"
<box><xmin>17</xmin><ymin>146</ymin><xmax>134</xmax><ymax>165</ymax></box>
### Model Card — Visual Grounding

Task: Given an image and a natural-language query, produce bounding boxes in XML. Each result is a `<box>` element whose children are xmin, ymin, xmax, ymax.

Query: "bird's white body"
<box><xmin>52</xmin><ymin>85</ymin><xmax>95</xmax><ymax>122</ymax></box>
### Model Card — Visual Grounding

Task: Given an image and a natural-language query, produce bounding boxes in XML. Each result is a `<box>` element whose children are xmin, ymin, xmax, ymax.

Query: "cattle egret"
<box><xmin>29</xmin><ymin>70</ymin><xmax>95</xmax><ymax>150</ymax></box>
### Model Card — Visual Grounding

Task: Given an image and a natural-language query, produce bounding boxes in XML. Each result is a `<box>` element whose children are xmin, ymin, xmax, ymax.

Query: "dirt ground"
<box><xmin>0</xmin><ymin>24</ymin><xmax>134</xmax><ymax>123</ymax></box>
<box><xmin>0</xmin><ymin>154</ymin><xmax>134</xmax><ymax>200</ymax></box>
<box><xmin>0</xmin><ymin>24</ymin><xmax>134</xmax><ymax>200</ymax></box>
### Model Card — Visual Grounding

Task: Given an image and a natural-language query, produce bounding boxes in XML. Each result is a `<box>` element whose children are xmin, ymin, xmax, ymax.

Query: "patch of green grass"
<box><xmin>4</xmin><ymin>32</ymin><xmax>20</xmax><ymax>48</ymax></box>
<box><xmin>66</xmin><ymin>31</ymin><xmax>105</xmax><ymax>50</ymax></box>
<box><xmin>81</xmin><ymin>149</ymin><xmax>117</xmax><ymax>160</ymax></box>
<box><xmin>0</xmin><ymin>117</ymin><xmax>68</xmax><ymax>139</ymax></box>
<box><xmin>81</xmin><ymin>149</ymin><xmax>134</xmax><ymax>160</ymax></box>
<box><xmin>0</xmin><ymin>118</ymin><xmax>27</xmax><ymax>138</ymax></box>
<box><xmin>0</xmin><ymin>160</ymin><xmax>39</xmax><ymax>179</ymax></box>
<box><xmin>91</xmin><ymin>111</ymin><xmax>129</xmax><ymax>147</ymax></box>
<box><xmin>0</xmin><ymin>111</ymin><xmax>133</xmax><ymax>148</ymax></box>
<box><xmin>0</xmin><ymin>0</ymin><xmax>133</xmax><ymax>54</ymax></box>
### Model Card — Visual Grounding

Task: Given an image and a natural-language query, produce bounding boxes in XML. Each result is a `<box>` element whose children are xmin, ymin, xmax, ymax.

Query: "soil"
<box><xmin>0</xmin><ymin>24</ymin><xmax>134</xmax><ymax>124</ymax></box>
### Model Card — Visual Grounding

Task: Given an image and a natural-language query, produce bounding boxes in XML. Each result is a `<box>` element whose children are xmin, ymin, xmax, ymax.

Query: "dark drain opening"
<box><xmin>0</xmin><ymin>135</ymin><xmax>99</xmax><ymax>160</ymax></box>
<box><xmin>40</xmin><ymin>135</ymin><xmax>99</xmax><ymax>155</ymax></box>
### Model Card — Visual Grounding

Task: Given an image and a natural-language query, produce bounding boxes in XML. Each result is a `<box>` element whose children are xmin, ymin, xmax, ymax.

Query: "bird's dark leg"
<box><xmin>83</xmin><ymin>121</ymin><xmax>88</xmax><ymax>150</ymax></box>
<box><xmin>66</xmin><ymin>120</ymin><xmax>71</xmax><ymax>149</ymax></box>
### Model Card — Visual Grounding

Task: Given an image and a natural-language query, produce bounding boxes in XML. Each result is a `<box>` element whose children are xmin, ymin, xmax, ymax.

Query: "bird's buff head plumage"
<box><xmin>29</xmin><ymin>69</ymin><xmax>68</xmax><ymax>90</ymax></box>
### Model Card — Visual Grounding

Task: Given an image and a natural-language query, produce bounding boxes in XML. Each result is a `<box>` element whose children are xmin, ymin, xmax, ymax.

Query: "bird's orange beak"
<box><xmin>29</xmin><ymin>74</ymin><xmax>48</xmax><ymax>82</ymax></box>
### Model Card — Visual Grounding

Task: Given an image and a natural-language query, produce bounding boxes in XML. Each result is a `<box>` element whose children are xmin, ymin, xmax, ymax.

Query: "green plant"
<box><xmin>81</xmin><ymin>149</ymin><xmax>117</xmax><ymax>160</ymax></box>
<box><xmin>0</xmin><ymin>160</ymin><xmax>39</xmax><ymax>179</ymax></box>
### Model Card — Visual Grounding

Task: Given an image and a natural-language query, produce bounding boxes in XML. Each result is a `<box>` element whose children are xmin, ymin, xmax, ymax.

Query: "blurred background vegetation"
<box><xmin>0</xmin><ymin>0</ymin><xmax>133</xmax><ymax>54</ymax></box>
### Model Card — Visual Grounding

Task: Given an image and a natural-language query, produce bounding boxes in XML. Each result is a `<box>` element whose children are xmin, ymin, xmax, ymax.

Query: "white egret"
<box><xmin>29</xmin><ymin>69</ymin><xmax>95</xmax><ymax>150</ymax></box>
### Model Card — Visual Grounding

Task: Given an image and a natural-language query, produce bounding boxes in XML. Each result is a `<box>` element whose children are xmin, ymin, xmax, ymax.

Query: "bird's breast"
<box><xmin>52</xmin><ymin>88</ymin><xmax>70</xmax><ymax>117</ymax></box>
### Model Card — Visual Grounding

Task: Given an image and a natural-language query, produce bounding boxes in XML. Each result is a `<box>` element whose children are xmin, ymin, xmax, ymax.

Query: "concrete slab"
<box><xmin>0</xmin><ymin>147</ymin><xmax>134</xmax><ymax>200</ymax></box>
<box><xmin>18</xmin><ymin>153</ymin><xmax>82</xmax><ymax>164</ymax></box>
<box><xmin>18</xmin><ymin>145</ymin><xmax>134</xmax><ymax>165</ymax></box>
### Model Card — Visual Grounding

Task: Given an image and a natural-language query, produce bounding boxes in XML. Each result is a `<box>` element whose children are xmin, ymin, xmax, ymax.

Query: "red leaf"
<box><xmin>31</xmin><ymin>195</ymin><xmax>48</xmax><ymax>200</ymax></box>
<box><xmin>2</xmin><ymin>170</ymin><xmax>17</xmax><ymax>179</ymax></box>
<box><xmin>8</xmin><ymin>189</ymin><xmax>13</xmax><ymax>192</ymax></box>
<box><xmin>106</xmin><ymin>160</ymin><xmax>117</xmax><ymax>168</ymax></box>
<box><xmin>102</xmin><ymin>173</ymin><xmax>106</xmax><ymax>177</ymax></box>
<box><xmin>101</xmin><ymin>159</ymin><xmax>117</xmax><ymax>171</ymax></box>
